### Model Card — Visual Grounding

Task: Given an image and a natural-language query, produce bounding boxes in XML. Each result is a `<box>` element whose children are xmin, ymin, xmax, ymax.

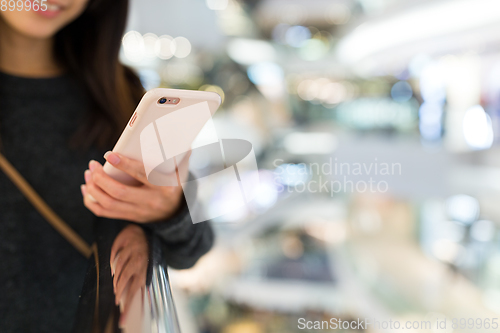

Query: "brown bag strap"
<box><xmin>0</xmin><ymin>152</ymin><xmax>92</xmax><ymax>258</ymax></box>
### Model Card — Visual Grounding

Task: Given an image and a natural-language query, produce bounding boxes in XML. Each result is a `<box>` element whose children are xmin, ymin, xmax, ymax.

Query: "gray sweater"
<box><xmin>0</xmin><ymin>71</ymin><xmax>213</xmax><ymax>332</ymax></box>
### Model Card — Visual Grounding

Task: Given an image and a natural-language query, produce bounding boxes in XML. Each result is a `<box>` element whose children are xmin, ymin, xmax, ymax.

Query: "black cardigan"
<box><xmin>0</xmin><ymin>71</ymin><xmax>213</xmax><ymax>332</ymax></box>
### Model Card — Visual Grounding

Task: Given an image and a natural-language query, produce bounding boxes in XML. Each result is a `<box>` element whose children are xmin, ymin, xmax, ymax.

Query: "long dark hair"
<box><xmin>55</xmin><ymin>0</ymin><xmax>144</xmax><ymax>149</ymax></box>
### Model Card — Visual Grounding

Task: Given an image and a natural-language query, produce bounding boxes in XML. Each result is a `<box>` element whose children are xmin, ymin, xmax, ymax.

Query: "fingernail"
<box><xmin>84</xmin><ymin>170</ymin><xmax>91</xmax><ymax>182</ymax></box>
<box><xmin>88</xmin><ymin>194</ymin><xmax>97</xmax><ymax>202</ymax></box>
<box><xmin>119</xmin><ymin>293</ymin><xmax>126</xmax><ymax>311</ymax></box>
<box><xmin>105</xmin><ymin>152</ymin><xmax>120</xmax><ymax>165</ymax></box>
<box><xmin>80</xmin><ymin>184</ymin><xmax>86</xmax><ymax>196</ymax></box>
<box><xmin>112</xmin><ymin>255</ymin><xmax>119</xmax><ymax>273</ymax></box>
<box><xmin>89</xmin><ymin>160</ymin><xmax>97</xmax><ymax>171</ymax></box>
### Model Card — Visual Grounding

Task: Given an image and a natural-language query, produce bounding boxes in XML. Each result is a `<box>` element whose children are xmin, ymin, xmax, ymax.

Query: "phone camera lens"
<box><xmin>159</xmin><ymin>97</ymin><xmax>167</xmax><ymax>104</ymax></box>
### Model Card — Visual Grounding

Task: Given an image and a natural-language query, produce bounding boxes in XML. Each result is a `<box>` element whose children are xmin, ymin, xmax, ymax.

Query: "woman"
<box><xmin>0</xmin><ymin>0</ymin><xmax>213</xmax><ymax>331</ymax></box>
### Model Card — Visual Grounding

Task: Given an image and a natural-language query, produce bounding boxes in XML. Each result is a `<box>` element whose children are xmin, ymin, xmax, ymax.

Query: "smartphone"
<box><xmin>103</xmin><ymin>88</ymin><xmax>222</xmax><ymax>186</ymax></box>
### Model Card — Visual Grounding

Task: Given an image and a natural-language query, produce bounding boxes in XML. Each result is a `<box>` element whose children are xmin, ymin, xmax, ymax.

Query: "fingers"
<box><xmin>81</xmin><ymin>185</ymin><xmax>106</xmax><ymax>216</ymax></box>
<box><xmin>114</xmin><ymin>256</ymin><xmax>147</xmax><ymax>307</ymax></box>
<box><xmin>120</xmin><ymin>278</ymin><xmax>144</xmax><ymax>326</ymax></box>
<box><xmin>82</xmin><ymin>156</ymin><xmax>185</xmax><ymax>222</ymax></box>
<box><xmin>113</xmin><ymin>248</ymin><xmax>132</xmax><ymax>290</ymax></box>
<box><xmin>110</xmin><ymin>225</ymin><xmax>149</xmax><ymax>307</ymax></box>
<box><xmin>89</xmin><ymin>160</ymin><xmax>144</xmax><ymax>202</ymax></box>
<box><xmin>114</xmin><ymin>261</ymin><xmax>134</xmax><ymax>305</ymax></box>
<box><xmin>110</xmin><ymin>231</ymin><xmax>128</xmax><ymax>270</ymax></box>
<box><xmin>104</xmin><ymin>151</ymin><xmax>150</xmax><ymax>185</ymax></box>
<box><xmin>82</xmin><ymin>171</ymin><xmax>144</xmax><ymax>220</ymax></box>
<box><xmin>85</xmin><ymin>172</ymin><xmax>138</xmax><ymax>214</ymax></box>
<box><xmin>111</xmin><ymin>225</ymin><xmax>146</xmax><ymax>265</ymax></box>
<box><xmin>82</xmin><ymin>188</ymin><xmax>127</xmax><ymax>220</ymax></box>
<box><xmin>84</xmin><ymin>161</ymin><xmax>158</xmax><ymax>221</ymax></box>
<box><xmin>82</xmin><ymin>189</ymin><xmax>131</xmax><ymax>220</ymax></box>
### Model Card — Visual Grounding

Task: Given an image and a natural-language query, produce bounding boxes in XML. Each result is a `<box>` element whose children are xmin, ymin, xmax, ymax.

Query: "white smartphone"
<box><xmin>103</xmin><ymin>88</ymin><xmax>222</xmax><ymax>186</ymax></box>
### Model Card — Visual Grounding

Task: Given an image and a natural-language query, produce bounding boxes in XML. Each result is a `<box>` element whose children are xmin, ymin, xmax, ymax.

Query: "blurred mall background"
<box><xmin>123</xmin><ymin>0</ymin><xmax>500</xmax><ymax>332</ymax></box>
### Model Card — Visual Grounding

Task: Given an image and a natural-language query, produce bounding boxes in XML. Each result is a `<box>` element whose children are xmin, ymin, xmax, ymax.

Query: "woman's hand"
<box><xmin>80</xmin><ymin>152</ymin><xmax>183</xmax><ymax>223</ymax></box>
<box><xmin>110</xmin><ymin>224</ymin><xmax>149</xmax><ymax>325</ymax></box>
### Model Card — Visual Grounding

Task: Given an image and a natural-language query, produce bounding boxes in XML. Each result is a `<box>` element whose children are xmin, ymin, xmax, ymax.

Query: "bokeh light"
<box><xmin>446</xmin><ymin>194</ymin><xmax>480</xmax><ymax>225</ymax></box>
<box><xmin>122</xmin><ymin>30</ymin><xmax>145</xmax><ymax>62</ymax></box>
<box><xmin>142</xmin><ymin>33</ymin><xmax>158</xmax><ymax>60</ymax></box>
<box><xmin>154</xmin><ymin>35</ymin><xmax>175</xmax><ymax>60</ymax></box>
<box><xmin>419</xmin><ymin>102</ymin><xmax>443</xmax><ymax>141</ymax></box>
<box><xmin>463</xmin><ymin>105</ymin><xmax>494</xmax><ymax>150</ymax></box>
<box><xmin>199</xmin><ymin>84</ymin><xmax>225</xmax><ymax>104</ymax></box>
<box><xmin>391</xmin><ymin>81</ymin><xmax>413</xmax><ymax>102</ymax></box>
<box><xmin>172</xmin><ymin>37</ymin><xmax>192</xmax><ymax>58</ymax></box>
<box><xmin>247</xmin><ymin>62</ymin><xmax>283</xmax><ymax>86</ymax></box>
<box><xmin>298</xmin><ymin>38</ymin><xmax>329</xmax><ymax>61</ymax></box>
<box><xmin>285</xmin><ymin>26</ymin><xmax>311</xmax><ymax>48</ymax></box>
<box><xmin>419</xmin><ymin>62</ymin><xmax>446</xmax><ymax>103</ymax></box>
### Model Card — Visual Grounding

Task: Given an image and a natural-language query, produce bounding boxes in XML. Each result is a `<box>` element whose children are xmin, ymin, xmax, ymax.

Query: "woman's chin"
<box><xmin>1</xmin><ymin>15</ymin><xmax>58</xmax><ymax>39</ymax></box>
<box><xmin>22</xmin><ymin>26</ymin><xmax>61</xmax><ymax>40</ymax></box>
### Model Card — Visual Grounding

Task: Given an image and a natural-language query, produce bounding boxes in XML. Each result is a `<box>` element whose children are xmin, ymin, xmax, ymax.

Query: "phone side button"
<box><xmin>129</xmin><ymin>112</ymin><xmax>138</xmax><ymax>127</ymax></box>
